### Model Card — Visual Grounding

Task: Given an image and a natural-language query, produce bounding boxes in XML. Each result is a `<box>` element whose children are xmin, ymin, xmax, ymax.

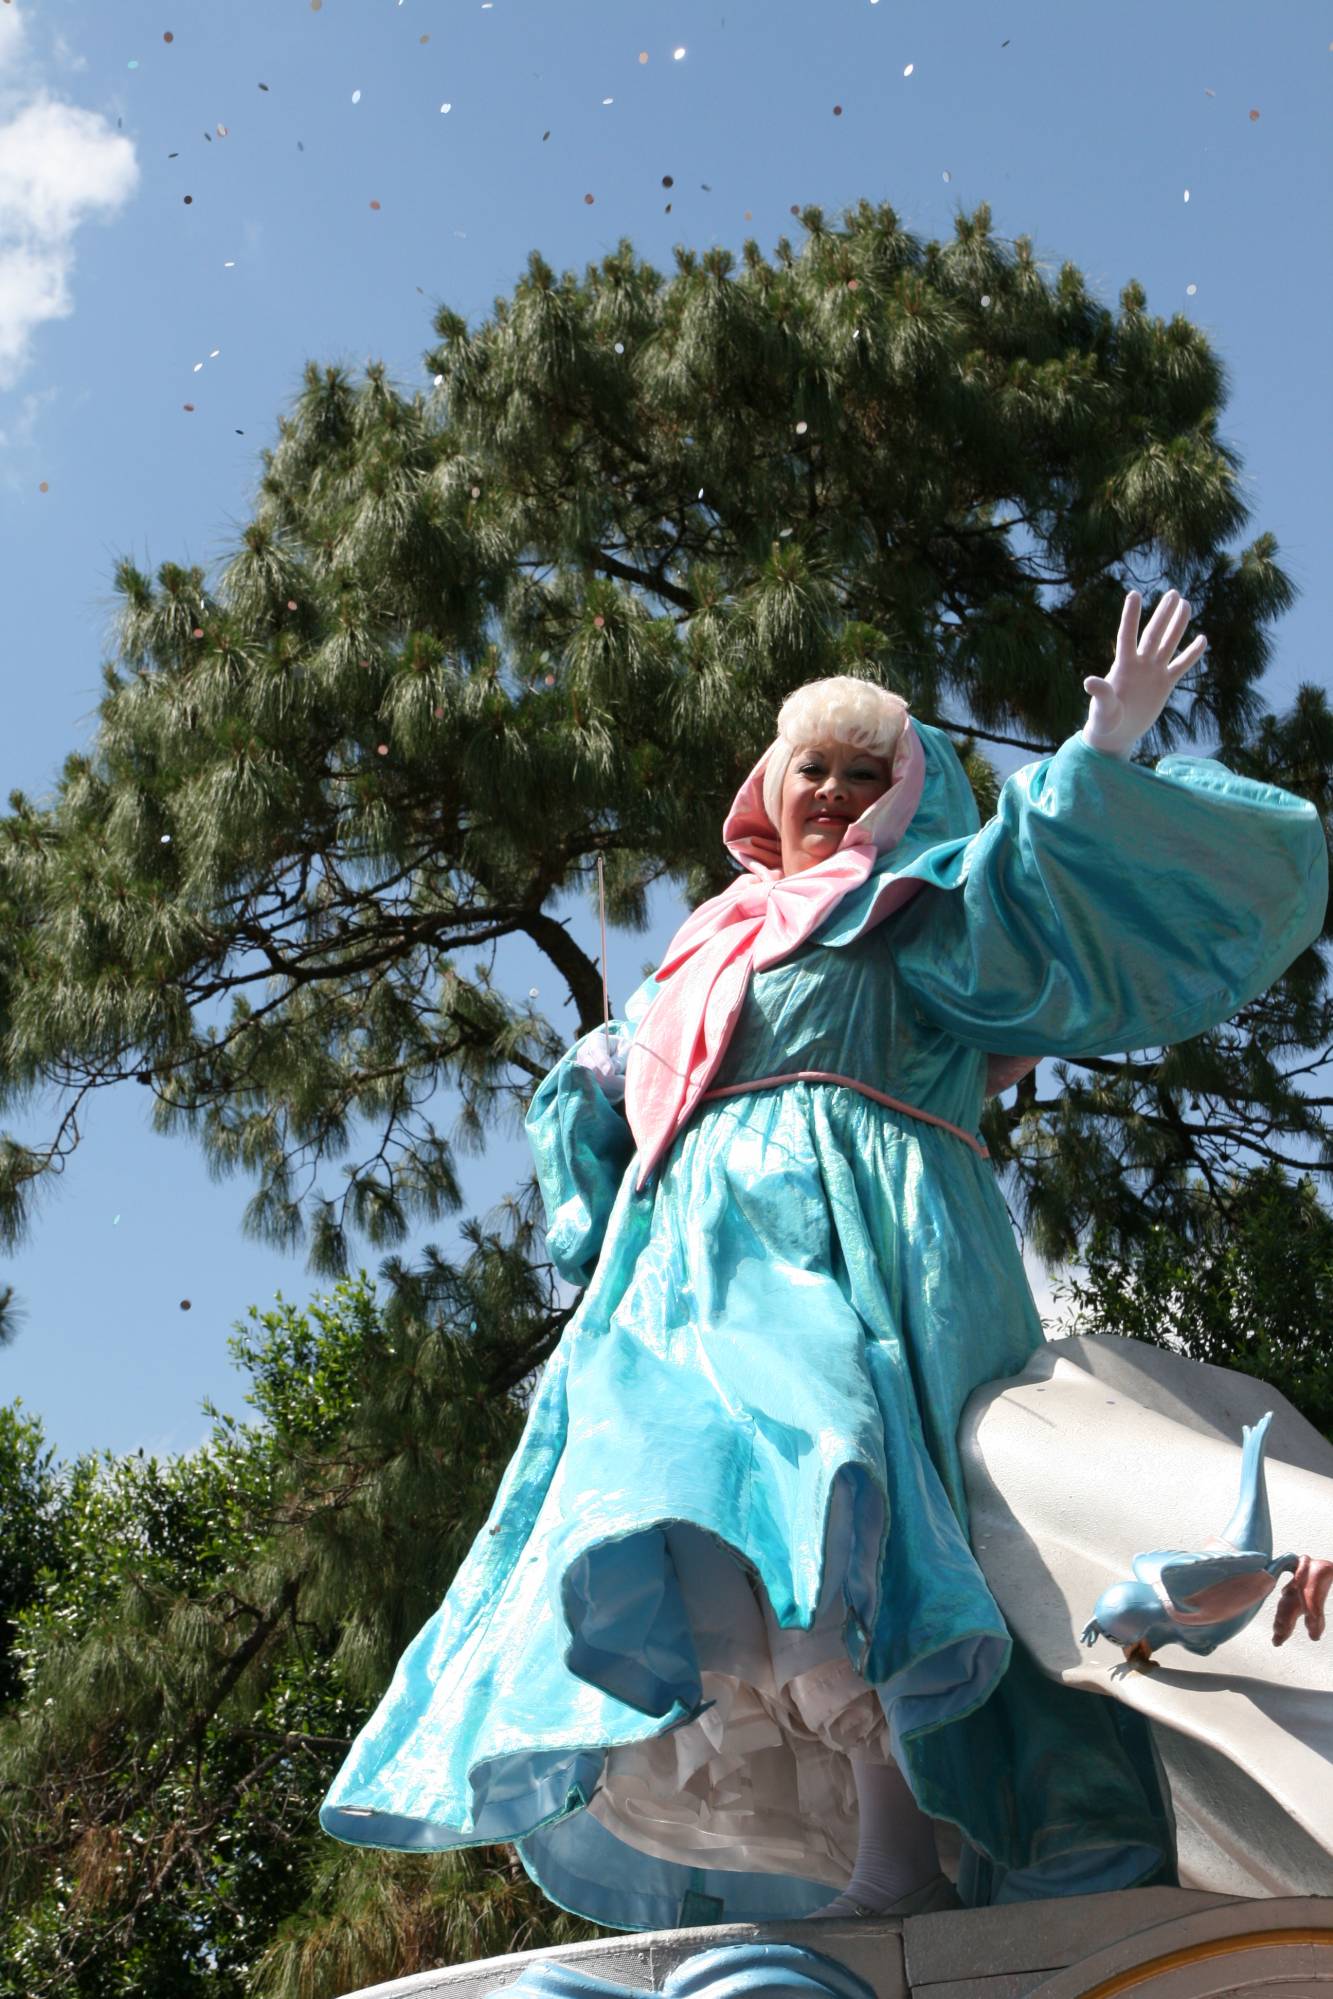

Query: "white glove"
<box><xmin>573</xmin><ymin>1023</ymin><xmax>631</xmax><ymax>1104</ymax></box>
<box><xmin>1082</xmin><ymin>588</ymin><xmax>1207</xmax><ymax>760</ymax></box>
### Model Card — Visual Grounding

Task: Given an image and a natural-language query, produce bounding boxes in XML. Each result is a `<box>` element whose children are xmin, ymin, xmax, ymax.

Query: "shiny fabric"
<box><xmin>625</xmin><ymin>718</ymin><xmax>926</xmax><ymax>1191</ymax></box>
<box><xmin>321</xmin><ymin>728</ymin><xmax>1327</xmax><ymax>1934</ymax></box>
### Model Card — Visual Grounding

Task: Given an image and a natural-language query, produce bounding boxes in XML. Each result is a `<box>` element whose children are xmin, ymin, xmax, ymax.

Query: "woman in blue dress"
<box><xmin>321</xmin><ymin>590</ymin><xmax>1328</xmax><ymax>1930</ymax></box>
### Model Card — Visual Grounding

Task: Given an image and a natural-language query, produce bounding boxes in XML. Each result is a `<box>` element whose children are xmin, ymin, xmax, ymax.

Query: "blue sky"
<box><xmin>0</xmin><ymin>0</ymin><xmax>1329</xmax><ymax>1460</ymax></box>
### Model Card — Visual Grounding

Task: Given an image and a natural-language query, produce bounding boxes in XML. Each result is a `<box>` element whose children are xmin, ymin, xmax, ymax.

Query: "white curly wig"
<box><xmin>761</xmin><ymin>675</ymin><xmax>911</xmax><ymax>828</ymax></box>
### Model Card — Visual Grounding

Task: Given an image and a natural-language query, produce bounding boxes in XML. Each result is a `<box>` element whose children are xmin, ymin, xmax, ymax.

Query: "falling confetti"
<box><xmin>258</xmin><ymin>81</ymin><xmax>269</xmax><ymax>90</ymax></box>
<box><xmin>602</xmin><ymin>96</ymin><xmax>614</xmax><ymax>105</ymax></box>
<box><xmin>183</xmin><ymin>194</ymin><xmax>193</xmax><ymax>203</ymax></box>
<box><xmin>440</xmin><ymin>101</ymin><xmax>452</xmax><ymax>112</ymax></box>
<box><xmin>1186</xmin><ymin>284</ymin><xmax>1197</xmax><ymax>295</ymax></box>
<box><xmin>638</xmin><ymin>50</ymin><xmax>648</xmax><ymax>63</ymax></box>
<box><xmin>311</xmin><ymin>0</ymin><xmax>322</xmax><ymax>8</ymax></box>
<box><xmin>216</xmin><ymin>123</ymin><xmax>228</xmax><ymax>136</ymax></box>
<box><xmin>528</xmin><ymin>987</ymin><xmax>539</xmax><ymax>999</ymax></box>
<box><xmin>193</xmin><ymin>361</ymin><xmax>203</xmax><ymax>372</ymax></box>
<box><xmin>470</xmin><ymin>484</ymin><xmax>481</xmax><ymax>497</ymax></box>
<box><xmin>613</xmin><ymin>341</ymin><xmax>625</xmax><ymax>353</ymax></box>
<box><xmin>369</xmin><ymin>198</ymin><xmax>381</xmax><ymax>209</ymax></box>
<box><xmin>192</xmin><ymin>625</ymin><xmax>204</xmax><ymax>635</ymax></box>
<box><xmin>593</xmin><ymin>615</ymin><xmax>605</xmax><ymax>629</ymax></box>
<box><xmin>542</xmin><ymin>128</ymin><xmax>550</xmax><ymax>140</ymax></box>
<box><xmin>377</xmin><ymin>744</ymin><xmax>390</xmax><ymax>756</ymax></box>
<box><xmin>180</xmin><ymin>1299</ymin><xmax>191</xmax><ymax>1310</ymax></box>
<box><xmin>38</xmin><ymin>480</ymin><xmax>49</xmax><ymax>492</ymax></box>
<box><xmin>584</xmin><ymin>191</ymin><xmax>595</xmax><ymax>203</ymax></box>
<box><xmin>744</xmin><ymin>209</ymin><xmax>752</xmax><ymax>220</ymax></box>
<box><xmin>1184</xmin><ymin>189</ymin><xmax>1190</xmax><ymax>201</ymax></box>
<box><xmin>833</xmin><ymin>104</ymin><xmax>843</xmax><ymax>115</ymax></box>
<box><xmin>943</xmin><ymin>169</ymin><xmax>951</xmax><ymax>182</ymax></box>
<box><xmin>847</xmin><ymin>278</ymin><xmax>859</xmax><ymax>290</ymax></box>
<box><xmin>904</xmin><ymin>63</ymin><xmax>914</xmax><ymax>76</ymax></box>
<box><xmin>795</xmin><ymin>420</ymin><xmax>808</xmax><ymax>434</ymax></box>
<box><xmin>163</xmin><ymin>30</ymin><xmax>174</xmax><ymax>42</ymax></box>
<box><xmin>210</xmin><ymin>347</ymin><xmax>220</xmax><ymax>357</ymax></box>
<box><xmin>1249</xmin><ymin>107</ymin><xmax>1260</xmax><ymax>121</ymax></box>
<box><xmin>128</xmin><ymin>58</ymin><xmax>139</xmax><ymax>69</ymax></box>
<box><xmin>113</xmin><ymin>1214</ymin><xmax>121</xmax><ymax>1225</ymax></box>
<box><xmin>183</xmin><ymin>403</ymin><xmax>195</xmax><ymax>412</ymax></box>
<box><xmin>160</xmin><ymin>834</ymin><xmax>171</xmax><ymax>844</ymax></box>
<box><xmin>352</xmin><ymin>89</ymin><xmax>362</xmax><ymax>103</ymax></box>
<box><xmin>224</xmin><ymin>258</ymin><xmax>235</xmax><ymax>266</ymax></box>
<box><xmin>673</xmin><ymin>46</ymin><xmax>686</xmax><ymax>60</ymax></box>
<box><xmin>662</xmin><ymin>173</ymin><xmax>674</xmax><ymax>187</ymax></box>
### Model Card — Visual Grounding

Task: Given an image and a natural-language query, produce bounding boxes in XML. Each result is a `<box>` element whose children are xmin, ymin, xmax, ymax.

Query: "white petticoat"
<box><xmin>586</xmin><ymin>1514</ymin><xmax>896</xmax><ymax>1887</ymax></box>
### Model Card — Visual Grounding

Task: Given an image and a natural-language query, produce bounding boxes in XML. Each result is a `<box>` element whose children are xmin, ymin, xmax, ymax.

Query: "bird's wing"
<box><xmin>1158</xmin><ymin>1553</ymin><xmax>1274</xmax><ymax>1624</ymax></box>
<box><xmin>1130</xmin><ymin>1549</ymin><xmax>1192</xmax><ymax>1588</ymax></box>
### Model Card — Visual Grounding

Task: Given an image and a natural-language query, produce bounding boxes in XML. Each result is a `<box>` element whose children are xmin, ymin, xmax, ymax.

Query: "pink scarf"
<box><xmin>624</xmin><ymin>721</ymin><xmax>931</xmax><ymax>1191</ymax></box>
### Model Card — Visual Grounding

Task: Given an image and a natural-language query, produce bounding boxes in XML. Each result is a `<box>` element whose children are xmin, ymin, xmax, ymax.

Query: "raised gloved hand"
<box><xmin>1082</xmin><ymin>588</ymin><xmax>1207</xmax><ymax>760</ymax></box>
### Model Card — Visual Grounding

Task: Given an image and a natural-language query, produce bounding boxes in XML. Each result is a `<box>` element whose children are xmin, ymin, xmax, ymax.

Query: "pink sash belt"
<box><xmin>697</xmin><ymin>1069</ymin><xmax>991</xmax><ymax>1160</ymax></box>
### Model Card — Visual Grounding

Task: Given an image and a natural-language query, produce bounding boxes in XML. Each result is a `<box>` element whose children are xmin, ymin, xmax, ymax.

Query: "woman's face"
<box><xmin>778</xmin><ymin>740</ymin><xmax>893</xmax><ymax>876</ymax></box>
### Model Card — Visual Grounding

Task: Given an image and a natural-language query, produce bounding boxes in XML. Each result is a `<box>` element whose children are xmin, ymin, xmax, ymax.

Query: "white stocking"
<box><xmin>809</xmin><ymin>1751</ymin><xmax>939</xmax><ymax>1917</ymax></box>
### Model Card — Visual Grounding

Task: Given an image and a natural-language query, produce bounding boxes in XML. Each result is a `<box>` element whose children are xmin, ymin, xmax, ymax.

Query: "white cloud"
<box><xmin>0</xmin><ymin>95</ymin><xmax>138</xmax><ymax>388</ymax></box>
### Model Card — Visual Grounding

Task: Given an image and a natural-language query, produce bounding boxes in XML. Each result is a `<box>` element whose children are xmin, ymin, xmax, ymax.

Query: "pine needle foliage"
<box><xmin>0</xmin><ymin>201</ymin><xmax>1325</xmax><ymax>1274</ymax></box>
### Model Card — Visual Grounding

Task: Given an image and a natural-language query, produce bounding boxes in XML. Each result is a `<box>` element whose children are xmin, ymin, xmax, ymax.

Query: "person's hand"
<box><xmin>1082</xmin><ymin>588</ymin><xmax>1207</xmax><ymax>760</ymax></box>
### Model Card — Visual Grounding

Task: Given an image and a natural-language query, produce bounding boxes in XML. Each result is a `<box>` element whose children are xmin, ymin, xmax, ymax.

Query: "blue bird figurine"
<box><xmin>1081</xmin><ymin>1413</ymin><xmax>1300</xmax><ymax>1670</ymax></box>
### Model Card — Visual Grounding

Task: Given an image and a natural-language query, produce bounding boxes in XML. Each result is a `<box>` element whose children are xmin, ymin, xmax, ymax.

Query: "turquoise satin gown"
<box><xmin>321</xmin><ymin>726</ymin><xmax>1327</xmax><ymax>1931</ymax></box>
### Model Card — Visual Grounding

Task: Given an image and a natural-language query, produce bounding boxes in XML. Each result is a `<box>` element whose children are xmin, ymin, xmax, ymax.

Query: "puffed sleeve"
<box><xmin>524</xmin><ymin>972</ymin><xmax>661</xmax><ymax>1288</ymax></box>
<box><xmin>892</xmin><ymin>734</ymin><xmax>1328</xmax><ymax>1057</ymax></box>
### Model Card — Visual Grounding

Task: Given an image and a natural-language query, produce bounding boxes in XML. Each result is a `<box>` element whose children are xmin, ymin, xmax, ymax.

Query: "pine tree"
<box><xmin>0</xmin><ymin>199</ymin><xmax>1326</xmax><ymax>1286</ymax></box>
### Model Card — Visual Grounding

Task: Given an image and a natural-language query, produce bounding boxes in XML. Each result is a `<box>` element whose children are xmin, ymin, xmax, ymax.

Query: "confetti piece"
<box><xmin>286</xmin><ymin>599</ymin><xmax>298</xmax><ymax>610</ymax></box>
<box><xmin>602</xmin><ymin>96</ymin><xmax>614</xmax><ymax>105</ymax></box>
<box><xmin>369</xmin><ymin>198</ymin><xmax>381</xmax><ymax>209</ymax></box>
<box><xmin>377</xmin><ymin>744</ymin><xmax>389</xmax><ymax>755</ymax></box>
<box><xmin>183</xmin><ymin>403</ymin><xmax>195</xmax><ymax>412</ymax></box>
<box><xmin>470</xmin><ymin>484</ymin><xmax>481</xmax><ymax>497</ymax></box>
<box><xmin>662</xmin><ymin>173</ymin><xmax>674</xmax><ymax>187</ymax></box>
<box><xmin>224</xmin><ymin>259</ymin><xmax>235</xmax><ymax>266</ymax></box>
<box><xmin>943</xmin><ymin>170</ymin><xmax>951</xmax><ymax>182</ymax></box>
<box><xmin>180</xmin><ymin>1299</ymin><xmax>191</xmax><ymax>1310</ymax></box>
<box><xmin>163</xmin><ymin>30</ymin><xmax>174</xmax><ymax>43</ymax></box>
<box><xmin>193</xmin><ymin>361</ymin><xmax>203</xmax><ymax>372</ymax></box>
<box><xmin>113</xmin><ymin>1214</ymin><xmax>121</xmax><ymax>1225</ymax></box>
<box><xmin>192</xmin><ymin>625</ymin><xmax>203</xmax><ymax>635</ymax></box>
<box><xmin>613</xmin><ymin>341</ymin><xmax>624</xmax><ymax>353</ymax></box>
<box><xmin>1183</xmin><ymin>189</ymin><xmax>1190</xmax><ymax>201</ymax></box>
<box><xmin>790</xmin><ymin>204</ymin><xmax>799</xmax><ymax>215</ymax></box>
<box><xmin>795</xmin><ymin>420</ymin><xmax>807</xmax><ymax>434</ymax></box>
<box><xmin>210</xmin><ymin>347</ymin><xmax>220</xmax><ymax>357</ymax></box>
<box><xmin>433</xmin><ymin>372</ymin><xmax>444</xmax><ymax>384</ymax></box>
<box><xmin>160</xmin><ymin>833</ymin><xmax>171</xmax><ymax>843</ymax></box>
<box><xmin>529</xmin><ymin>986</ymin><xmax>539</xmax><ymax>998</ymax></box>
<box><xmin>183</xmin><ymin>194</ymin><xmax>193</xmax><ymax>203</ymax></box>
<box><xmin>258</xmin><ymin>81</ymin><xmax>269</xmax><ymax>90</ymax></box>
<box><xmin>434</xmin><ymin>705</ymin><xmax>444</xmax><ymax>717</ymax></box>
<box><xmin>847</xmin><ymin>278</ymin><xmax>859</xmax><ymax>290</ymax></box>
<box><xmin>420</xmin><ymin>33</ymin><xmax>429</xmax><ymax>42</ymax></box>
<box><xmin>38</xmin><ymin>480</ymin><xmax>49</xmax><ymax>492</ymax></box>
<box><xmin>542</xmin><ymin>128</ymin><xmax>550</xmax><ymax>140</ymax></box>
<box><xmin>593</xmin><ymin>615</ymin><xmax>605</xmax><ymax>629</ymax></box>
<box><xmin>352</xmin><ymin>89</ymin><xmax>362</xmax><ymax>103</ymax></box>
<box><xmin>1249</xmin><ymin>107</ymin><xmax>1260</xmax><ymax>121</ymax></box>
<box><xmin>128</xmin><ymin>58</ymin><xmax>140</xmax><ymax>70</ymax></box>
<box><xmin>904</xmin><ymin>63</ymin><xmax>915</xmax><ymax>76</ymax></box>
<box><xmin>744</xmin><ymin>209</ymin><xmax>752</xmax><ymax>220</ymax></box>
<box><xmin>639</xmin><ymin>50</ymin><xmax>648</xmax><ymax>63</ymax></box>
<box><xmin>311</xmin><ymin>0</ymin><xmax>322</xmax><ymax>8</ymax></box>
<box><xmin>440</xmin><ymin>101</ymin><xmax>452</xmax><ymax>112</ymax></box>
<box><xmin>216</xmin><ymin>123</ymin><xmax>228</xmax><ymax>136</ymax></box>
<box><xmin>673</xmin><ymin>46</ymin><xmax>686</xmax><ymax>59</ymax></box>
<box><xmin>584</xmin><ymin>191</ymin><xmax>595</xmax><ymax>203</ymax></box>
<box><xmin>833</xmin><ymin>103</ymin><xmax>843</xmax><ymax>115</ymax></box>
<box><xmin>544</xmin><ymin>672</ymin><xmax>555</xmax><ymax>685</ymax></box>
<box><xmin>1186</xmin><ymin>283</ymin><xmax>1197</xmax><ymax>295</ymax></box>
